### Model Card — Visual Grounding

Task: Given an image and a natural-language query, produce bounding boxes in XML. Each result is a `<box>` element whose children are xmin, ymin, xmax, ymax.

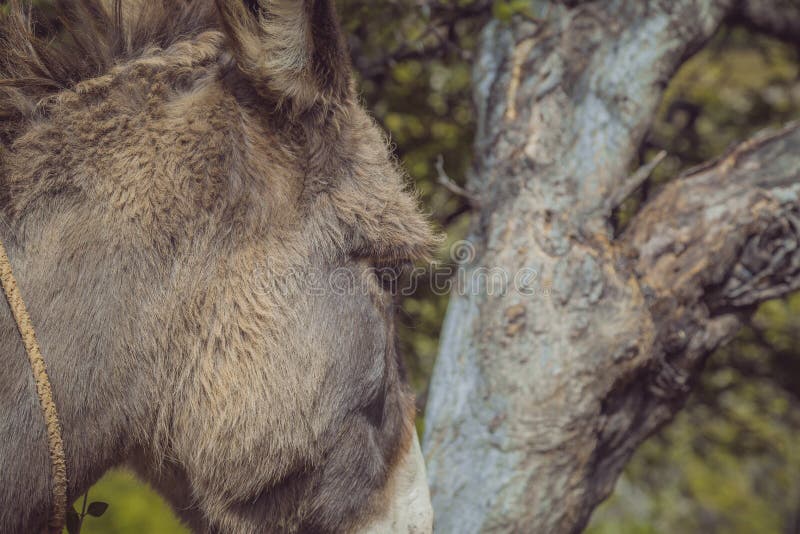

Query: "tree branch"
<box><xmin>435</xmin><ymin>155</ymin><xmax>481</xmax><ymax>209</ymax></box>
<box><xmin>569</xmin><ymin>124</ymin><xmax>800</xmax><ymax>514</ymax></box>
<box><xmin>628</xmin><ymin>122</ymin><xmax>800</xmax><ymax>313</ymax></box>
<box><xmin>621</xmin><ymin>122</ymin><xmax>800</xmax><ymax>402</ymax></box>
<box><xmin>605</xmin><ymin>150</ymin><xmax>667</xmax><ymax>213</ymax></box>
<box><xmin>423</xmin><ymin>1</ymin><xmax>800</xmax><ymax>533</ymax></box>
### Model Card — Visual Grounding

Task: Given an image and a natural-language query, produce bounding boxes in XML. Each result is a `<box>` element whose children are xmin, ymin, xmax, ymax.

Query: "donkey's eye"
<box><xmin>371</xmin><ymin>259</ymin><xmax>412</xmax><ymax>291</ymax></box>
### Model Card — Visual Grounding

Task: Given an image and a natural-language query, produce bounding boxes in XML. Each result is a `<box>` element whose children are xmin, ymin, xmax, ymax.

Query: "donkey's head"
<box><xmin>0</xmin><ymin>1</ymin><xmax>436</xmax><ymax>532</ymax></box>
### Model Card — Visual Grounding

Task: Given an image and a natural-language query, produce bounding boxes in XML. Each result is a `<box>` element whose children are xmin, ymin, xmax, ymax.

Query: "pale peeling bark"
<box><xmin>422</xmin><ymin>1</ymin><xmax>800</xmax><ymax>532</ymax></box>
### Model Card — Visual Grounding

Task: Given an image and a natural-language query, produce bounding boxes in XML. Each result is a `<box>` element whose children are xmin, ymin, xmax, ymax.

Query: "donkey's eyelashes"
<box><xmin>370</xmin><ymin>259</ymin><xmax>413</xmax><ymax>292</ymax></box>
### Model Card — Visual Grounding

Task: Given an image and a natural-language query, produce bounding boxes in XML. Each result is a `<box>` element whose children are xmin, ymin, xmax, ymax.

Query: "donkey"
<box><xmin>0</xmin><ymin>1</ymin><xmax>437</xmax><ymax>532</ymax></box>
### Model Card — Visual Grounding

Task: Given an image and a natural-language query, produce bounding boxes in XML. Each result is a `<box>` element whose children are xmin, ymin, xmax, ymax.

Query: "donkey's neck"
<box><xmin>0</xmin><ymin>244</ymin><xmax>53</xmax><ymax>532</ymax></box>
<box><xmin>0</xmin><ymin>218</ymin><xmax>158</xmax><ymax>532</ymax></box>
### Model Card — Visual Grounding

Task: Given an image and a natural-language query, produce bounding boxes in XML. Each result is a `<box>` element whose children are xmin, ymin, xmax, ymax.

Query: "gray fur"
<box><xmin>0</xmin><ymin>2</ymin><xmax>437</xmax><ymax>532</ymax></box>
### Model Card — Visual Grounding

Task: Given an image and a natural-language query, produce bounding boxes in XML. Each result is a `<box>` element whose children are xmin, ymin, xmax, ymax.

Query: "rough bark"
<box><xmin>422</xmin><ymin>1</ymin><xmax>800</xmax><ymax>532</ymax></box>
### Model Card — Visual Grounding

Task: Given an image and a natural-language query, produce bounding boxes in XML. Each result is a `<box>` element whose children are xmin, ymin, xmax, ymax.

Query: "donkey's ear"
<box><xmin>216</xmin><ymin>0</ymin><xmax>352</xmax><ymax>111</ymax></box>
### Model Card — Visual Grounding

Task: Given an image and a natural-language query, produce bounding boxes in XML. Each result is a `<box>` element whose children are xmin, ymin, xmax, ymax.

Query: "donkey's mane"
<box><xmin>0</xmin><ymin>0</ymin><xmax>219</xmax><ymax>142</ymax></box>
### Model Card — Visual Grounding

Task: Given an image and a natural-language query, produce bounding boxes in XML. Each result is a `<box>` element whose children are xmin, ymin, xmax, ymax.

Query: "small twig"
<box><xmin>606</xmin><ymin>150</ymin><xmax>668</xmax><ymax>213</ymax></box>
<box><xmin>436</xmin><ymin>155</ymin><xmax>481</xmax><ymax>209</ymax></box>
<box><xmin>516</xmin><ymin>10</ymin><xmax>546</xmax><ymax>25</ymax></box>
<box><xmin>79</xmin><ymin>490</ymin><xmax>89</xmax><ymax>531</ymax></box>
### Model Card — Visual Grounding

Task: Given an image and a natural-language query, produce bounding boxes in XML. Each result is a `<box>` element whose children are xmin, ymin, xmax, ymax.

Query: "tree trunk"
<box><xmin>422</xmin><ymin>1</ymin><xmax>800</xmax><ymax>532</ymax></box>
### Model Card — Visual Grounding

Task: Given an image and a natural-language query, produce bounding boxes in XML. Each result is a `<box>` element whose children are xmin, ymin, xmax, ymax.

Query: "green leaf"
<box><xmin>86</xmin><ymin>501</ymin><xmax>109</xmax><ymax>517</ymax></box>
<box><xmin>66</xmin><ymin>508</ymin><xmax>81</xmax><ymax>534</ymax></box>
<box><xmin>492</xmin><ymin>0</ymin><xmax>532</xmax><ymax>22</ymax></box>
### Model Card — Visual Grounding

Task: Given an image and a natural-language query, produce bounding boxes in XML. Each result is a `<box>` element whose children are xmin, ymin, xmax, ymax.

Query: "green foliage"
<box><xmin>62</xmin><ymin>470</ymin><xmax>188</xmax><ymax>534</ymax></box>
<box><xmin>492</xmin><ymin>0</ymin><xmax>533</xmax><ymax>21</ymax></box>
<box><xmin>64</xmin><ymin>492</ymin><xmax>110</xmax><ymax>534</ymax></box>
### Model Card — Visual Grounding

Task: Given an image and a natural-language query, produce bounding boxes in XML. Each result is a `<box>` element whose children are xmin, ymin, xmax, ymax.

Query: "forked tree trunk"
<box><xmin>422</xmin><ymin>1</ymin><xmax>800</xmax><ymax>532</ymax></box>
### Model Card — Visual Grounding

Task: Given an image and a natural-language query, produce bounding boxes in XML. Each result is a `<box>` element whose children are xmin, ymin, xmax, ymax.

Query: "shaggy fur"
<box><xmin>0</xmin><ymin>1</ymin><xmax>437</xmax><ymax>532</ymax></box>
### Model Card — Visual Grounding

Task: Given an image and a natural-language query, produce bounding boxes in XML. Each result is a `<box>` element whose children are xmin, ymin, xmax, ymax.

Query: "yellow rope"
<box><xmin>0</xmin><ymin>238</ymin><xmax>67</xmax><ymax>533</ymax></box>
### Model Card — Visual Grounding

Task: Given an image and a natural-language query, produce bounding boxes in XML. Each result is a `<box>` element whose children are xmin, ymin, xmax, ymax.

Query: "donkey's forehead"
<box><xmin>13</xmin><ymin>20</ymin><xmax>436</xmax><ymax>265</ymax></box>
<box><xmin>69</xmin><ymin>31</ymin><xmax>228</xmax><ymax>100</ymax></box>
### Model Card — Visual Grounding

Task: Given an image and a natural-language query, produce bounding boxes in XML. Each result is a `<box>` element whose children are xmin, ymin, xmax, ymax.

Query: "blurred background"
<box><xmin>8</xmin><ymin>1</ymin><xmax>800</xmax><ymax>532</ymax></box>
